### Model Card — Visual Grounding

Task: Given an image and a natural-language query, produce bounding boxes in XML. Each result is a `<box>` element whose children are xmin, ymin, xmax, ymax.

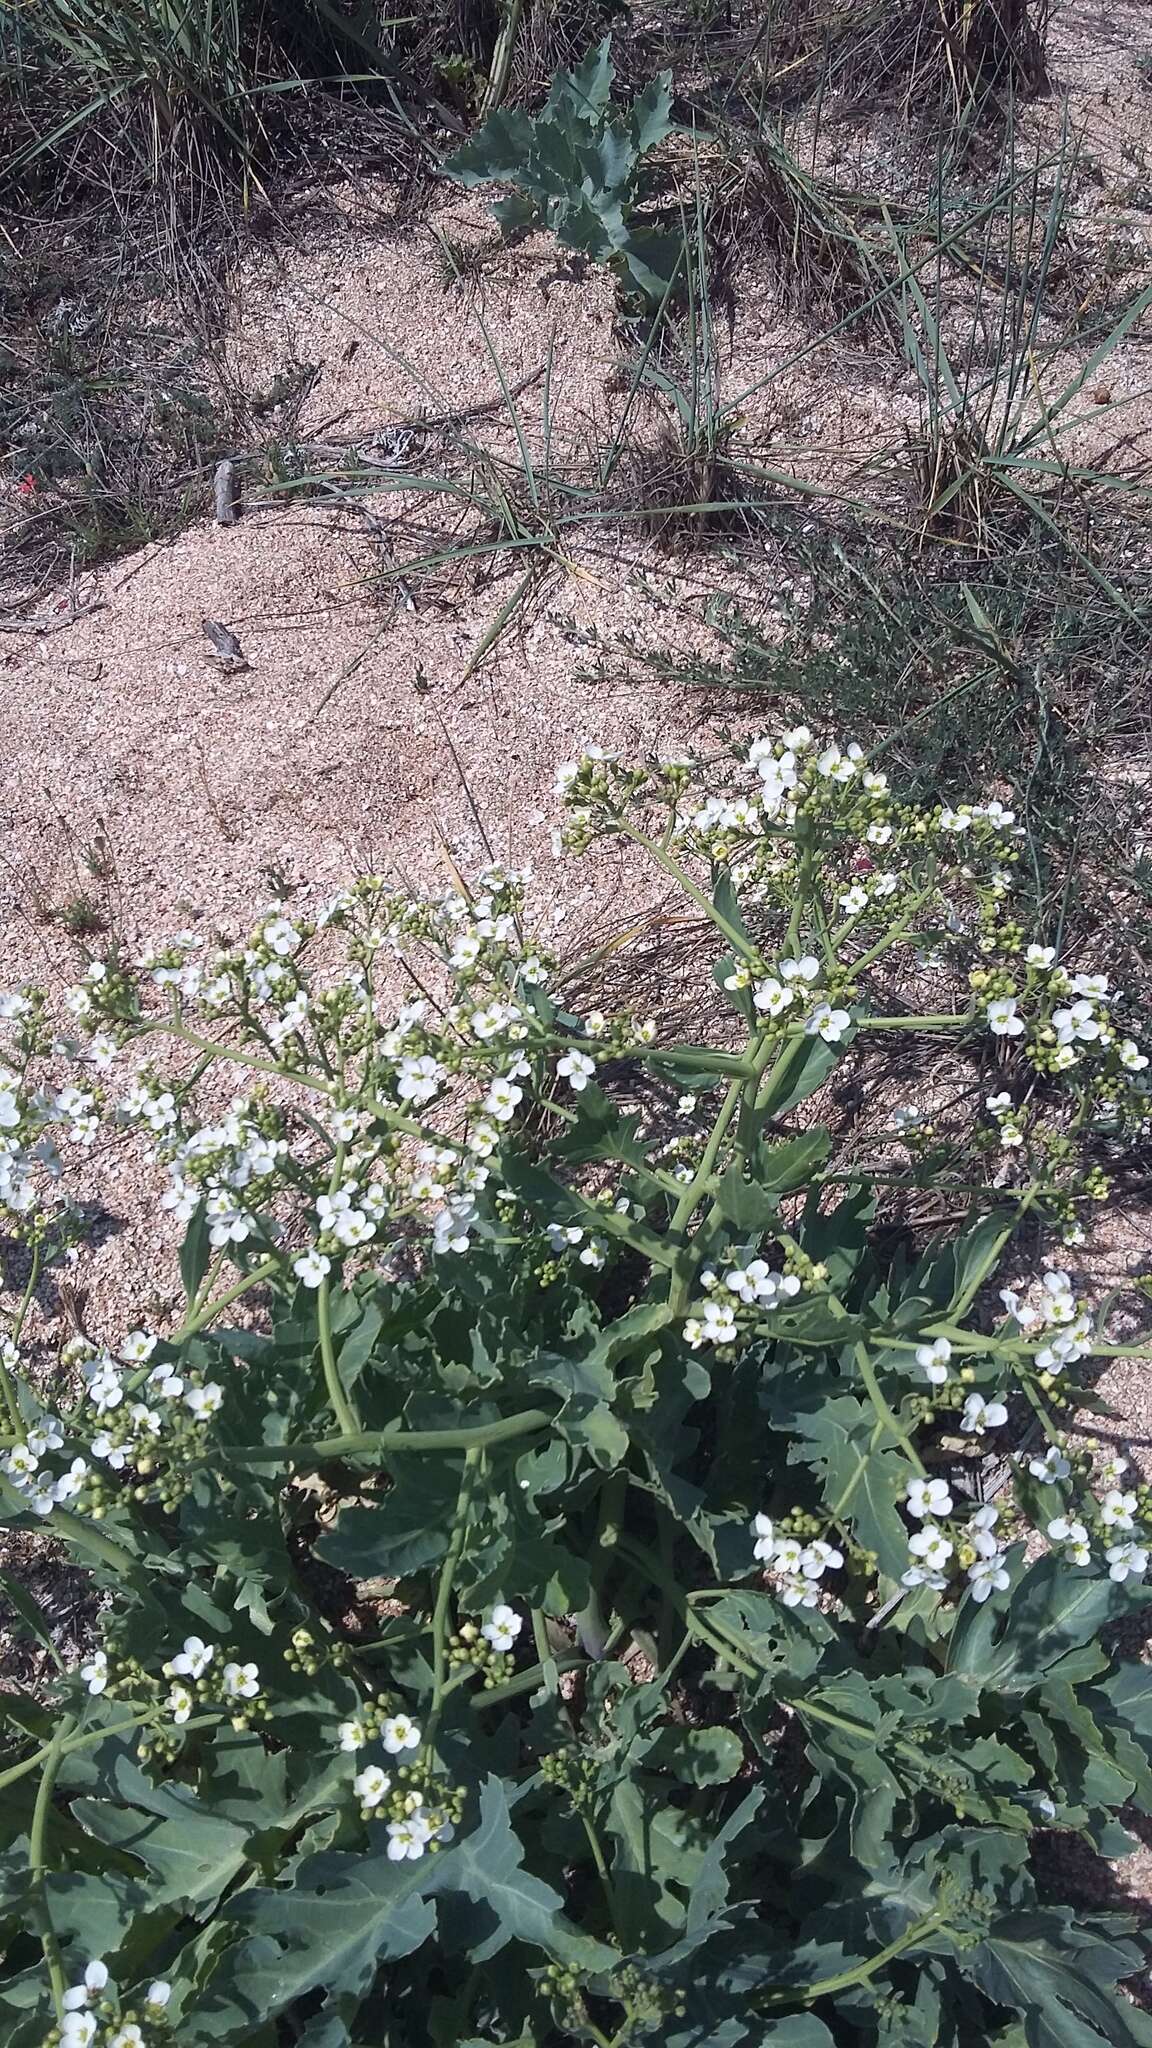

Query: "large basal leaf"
<box><xmin>220</xmin><ymin>1851</ymin><xmax>437</xmax><ymax>2016</ymax></box>
<box><xmin>315</xmin><ymin>1458</ymin><xmax>463</xmax><ymax>1581</ymax></box>
<box><xmin>73</xmin><ymin>1756</ymin><xmax>252</xmax><ymax>1910</ymax></box>
<box><xmin>969</xmin><ymin>1911</ymin><xmax>1152</xmax><ymax>2048</ymax></box>
<box><xmin>424</xmin><ymin>1775</ymin><xmax>616</xmax><ymax>1969</ymax></box>
<box><xmin>947</xmin><ymin>1556</ymin><xmax>1145</xmax><ymax>1697</ymax></box>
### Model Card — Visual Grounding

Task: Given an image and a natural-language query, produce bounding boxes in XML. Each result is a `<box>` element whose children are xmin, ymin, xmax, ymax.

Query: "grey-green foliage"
<box><xmin>444</xmin><ymin>38</ymin><xmax>678</xmax><ymax>303</ymax></box>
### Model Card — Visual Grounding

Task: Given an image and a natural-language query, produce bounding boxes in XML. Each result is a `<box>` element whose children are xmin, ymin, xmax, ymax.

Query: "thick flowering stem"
<box><xmin>317</xmin><ymin>1275</ymin><xmax>359</xmax><ymax>1438</ymax></box>
<box><xmin>316</xmin><ymin>1145</ymin><xmax>360</xmax><ymax>1435</ymax></box>
<box><xmin>852</xmin><ymin>1343</ymin><xmax>926</xmax><ymax>1477</ymax></box>
<box><xmin>0</xmin><ymin>1240</ymin><xmax>41</xmax><ymax>1436</ymax></box>
<box><xmin>0</xmin><ymin>1710</ymin><xmax>220</xmax><ymax>1797</ymax></box>
<box><xmin>424</xmin><ymin>1447</ymin><xmax>482</xmax><ymax>1752</ymax></box>
<box><xmin>215</xmin><ymin>1405</ymin><xmax>554</xmax><ymax>1466</ymax></box>
<box><xmin>612</xmin><ymin>816</ymin><xmax>758</xmax><ymax>962</ymax></box>
<box><xmin>49</xmin><ymin>1507</ymin><xmax>140</xmax><ymax>1577</ymax></box>
<box><xmin>30</xmin><ymin>1712</ymin><xmax>76</xmax><ymax>2020</ymax></box>
<box><xmin>756</xmin><ymin>1911</ymin><xmax>945</xmax><ymax>2009</ymax></box>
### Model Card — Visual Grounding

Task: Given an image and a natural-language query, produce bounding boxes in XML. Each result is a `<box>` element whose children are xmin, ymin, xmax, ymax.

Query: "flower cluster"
<box><xmin>51</xmin><ymin>1961</ymin><xmax>170</xmax><ymax>2048</ymax></box>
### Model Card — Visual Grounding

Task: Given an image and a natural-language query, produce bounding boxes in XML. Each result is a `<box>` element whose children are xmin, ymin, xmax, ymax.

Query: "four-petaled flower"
<box><xmin>905</xmin><ymin>1476</ymin><xmax>953</xmax><ymax>1519</ymax></box>
<box><xmin>381</xmin><ymin>1713</ymin><xmax>422</xmax><ymax>1753</ymax></box>
<box><xmin>481</xmin><ymin>1604</ymin><xmax>523</xmax><ymax>1651</ymax></box>
<box><xmin>556</xmin><ymin>1049</ymin><xmax>596</xmax><ymax>1092</ymax></box>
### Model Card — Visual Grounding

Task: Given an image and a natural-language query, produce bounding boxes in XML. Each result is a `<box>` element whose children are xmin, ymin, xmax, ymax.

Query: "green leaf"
<box><xmin>753</xmin><ymin>1126</ymin><xmax>831</xmax><ymax>1194</ymax></box>
<box><xmin>758</xmin><ymin>1034</ymin><xmax>841</xmax><ymax>1120</ymax></box>
<box><xmin>316</xmin><ymin>1460</ymin><xmax>462</xmax><ymax>1581</ymax></box>
<box><xmin>73</xmin><ymin>1757</ymin><xmax>251</xmax><ymax>1909</ymax></box>
<box><xmin>529</xmin><ymin>1349</ymin><xmax>628</xmax><ymax>1468</ymax></box>
<box><xmin>425</xmin><ymin>1776</ymin><xmax>616</xmax><ymax>1968</ymax></box>
<box><xmin>179</xmin><ymin>1203</ymin><xmax>211</xmax><ymax>1306</ymax></box>
<box><xmin>970</xmin><ymin>1911</ymin><xmax>1152</xmax><ymax>2048</ymax></box>
<box><xmin>776</xmin><ymin>1390</ymin><xmax>911</xmax><ymax>1580</ymax></box>
<box><xmin>948</xmin><ymin>1557</ymin><xmax>1146</xmax><ymax>1696</ymax></box>
<box><xmin>221</xmin><ymin>1853</ymin><xmax>437</xmax><ymax>2014</ymax></box>
<box><xmin>646</xmin><ymin>1726</ymin><xmax>744</xmax><ymax>1785</ymax></box>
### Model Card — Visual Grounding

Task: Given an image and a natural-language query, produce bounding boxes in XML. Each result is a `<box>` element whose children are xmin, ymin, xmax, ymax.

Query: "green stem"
<box><xmin>580</xmin><ymin>1807</ymin><xmax>621</xmax><ymax>1938</ymax></box>
<box><xmin>0</xmin><ymin>1709</ymin><xmax>220</xmax><ymax>1797</ymax></box>
<box><xmin>614</xmin><ymin>818</ymin><xmax>756</xmax><ymax>961</ymax></box>
<box><xmin>173</xmin><ymin>1256</ymin><xmax>281</xmax><ymax>1344</ymax></box>
<box><xmin>209</xmin><ymin>1405</ymin><xmax>553</xmax><ymax>1465</ymax></box>
<box><xmin>424</xmin><ymin>1448</ymin><xmax>481</xmax><ymax>1750</ymax></box>
<box><xmin>0</xmin><ymin>1242</ymin><xmax>41</xmax><ymax>1435</ymax></box>
<box><xmin>853</xmin><ymin>1343</ymin><xmax>925</xmax><ymax>1475</ymax></box>
<box><xmin>30</xmin><ymin>1712</ymin><xmax>76</xmax><ymax>2020</ymax></box>
<box><xmin>317</xmin><ymin>1277</ymin><xmax>359</xmax><ymax>1437</ymax></box>
<box><xmin>49</xmin><ymin>1507</ymin><xmax>139</xmax><ymax>1576</ymax></box>
<box><xmin>757</xmin><ymin>1911</ymin><xmax>944</xmax><ymax>2009</ymax></box>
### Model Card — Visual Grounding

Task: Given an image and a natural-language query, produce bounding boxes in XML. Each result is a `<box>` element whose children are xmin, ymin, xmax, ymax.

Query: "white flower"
<box><xmin>938</xmin><ymin>807</ymin><xmax>972</xmax><ymax>833</ymax></box>
<box><xmin>805</xmin><ymin>1002</ymin><xmax>851</xmax><ymax>1044</ymax></box>
<box><xmin>1026</xmin><ymin>945</ymin><xmax>1055</xmax><ymax>967</ymax></box>
<box><xmin>482</xmin><ymin>1604</ymin><xmax>523</xmax><ymax>1651</ymax></box>
<box><xmin>816</xmin><ymin>743</ymin><xmax>862</xmax><ymax>782</ymax></box>
<box><xmin>683</xmin><ymin>1300</ymin><xmax>738</xmax><ymax>1349</ymax></box>
<box><xmin>961</xmin><ymin>1393</ymin><xmax>1009</xmax><ymax>1435</ymax></box>
<box><xmin>1052</xmin><ymin>999</ymin><xmax>1101</xmax><ymax>1047</ymax></box>
<box><xmin>222</xmin><ymin>1661</ymin><xmax>260</xmax><ymax>1700</ymax></box>
<box><xmin>338</xmin><ymin>1718</ymin><xmax>367</xmax><ymax>1752</ymax></box>
<box><xmin>556</xmin><ymin>1050</ymin><xmax>596</xmax><ymax>1092</ymax></box>
<box><xmin>986</xmin><ymin>996</ymin><xmax>1023</xmax><ymax>1037</ymax></box>
<box><xmin>752</xmin><ymin>978</ymin><xmax>793</xmax><ymax>1018</ymax></box>
<box><xmin>779</xmin><ymin>955</ymin><xmax>820</xmax><ymax>983</ymax></box>
<box><xmin>800</xmin><ymin>1539</ymin><xmax>843</xmax><ymax>1580</ymax></box>
<box><xmin>484</xmin><ymin>1076</ymin><xmax>523</xmax><ymax>1123</ymax></box>
<box><xmin>1101</xmin><ymin>1490</ymin><xmax>1138</xmax><ymax>1531</ymax></box>
<box><xmin>1119</xmin><ymin>1039</ymin><xmax>1149</xmax><ymax>1072</ymax></box>
<box><xmin>145</xmin><ymin>1983</ymin><xmax>172</xmax><ymax>2011</ymax></box>
<box><xmin>396</xmin><ymin>1055</ymin><xmax>445</xmax><ymax>1106</ymax></box>
<box><xmin>967</xmin><ymin>1553</ymin><xmax>1010</xmax><ymax>1603</ymax></box>
<box><xmin>109</xmin><ymin>2026</ymin><xmax>145</xmax><ymax>2048</ymax></box>
<box><xmin>386</xmin><ymin>1813</ymin><xmax>434</xmax><ymax>1862</ymax></box>
<box><xmin>1105</xmin><ymin>1542</ymin><xmax>1148</xmax><ymax>1584</ymax></box>
<box><xmin>2</xmin><ymin>1441</ymin><xmax>39</xmax><ymax>1486</ymax></box>
<box><xmin>184</xmin><ymin>1382</ymin><xmax>224</xmax><ymax>1422</ymax></box>
<box><xmin>62</xmin><ymin>1961</ymin><xmax>108</xmax><ymax>2012</ymax></box>
<box><xmin>986</xmin><ymin>1092</ymin><xmax>1013</xmax><ymax>1114</ymax></box>
<box><xmin>908</xmin><ymin>1525</ymin><xmax>953</xmax><ymax>1571</ymax></box>
<box><xmin>838</xmin><ymin>885</ymin><xmax>869</xmax><ymax>916</ymax></box>
<box><xmin>353</xmin><ymin>1764</ymin><xmax>392</xmax><ymax>1809</ymax></box>
<box><xmin>752</xmin><ymin>1512</ymin><xmax>777</xmax><ymax>1562</ymax></box>
<box><xmin>677</xmin><ymin>1094</ymin><xmax>697</xmax><ymax>1116</ymax></box>
<box><xmin>381</xmin><ymin>1713</ymin><xmax>421</xmax><ymax>1754</ymax></box>
<box><xmin>1028</xmin><ymin>1446</ymin><xmax>1071</xmax><ymax>1481</ymax></box>
<box><xmin>119</xmin><ymin>1330</ymin><xmax>157</xmax><ymax>1365</ymax></box>
<box><xmin>167</xmin><ymin>1683</ymin><xmax>194</xmax><ymax>1725</ymax></box>
<box><xmin>168</xmin><ymin>1635</ymin><xmax>214</xmax><ymax>1679</ymax></box>
<box><xmin>294</xmin><ymin>1249</ymin><xmax>332</xmax><ymax>1289</ymax></box>
<box><xmin>52</xmin><ymin>1457</ymin><xmax>89</xmax><ymax>1504</ymax></box>
<box><xmin>905</xmin><ymin>1477</ymin><xmax>953</xmax><ymax>1519</ymax></box>
<box><xmin>1071</xmin><ymin>973</ymin><xmax>1109</xmax><ymax>1000</ymax></box>
<box><xmin>914</xmin><ymin>1336</ymin><xmax>951</xmax><ymax>1385</ymax></box>
<box><xmin>999</xmin><ymin>1287</ymin><xmax>1038</xmax><ymax>1329</ymax></box>
<box><xmin>1047</xmin><ymin>1517</ymin><xmax>1092</xmax><ymax>1566</ymax></box>
<box><xmin>61</xmin><ymin>2018</ymin><xmax>98</xmax><ymax>2048</ymax></box>
<box><xmin>80</xmin><ymin>1650</ymin><xmax>108</xmax><ymax>1695</ymax></box>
